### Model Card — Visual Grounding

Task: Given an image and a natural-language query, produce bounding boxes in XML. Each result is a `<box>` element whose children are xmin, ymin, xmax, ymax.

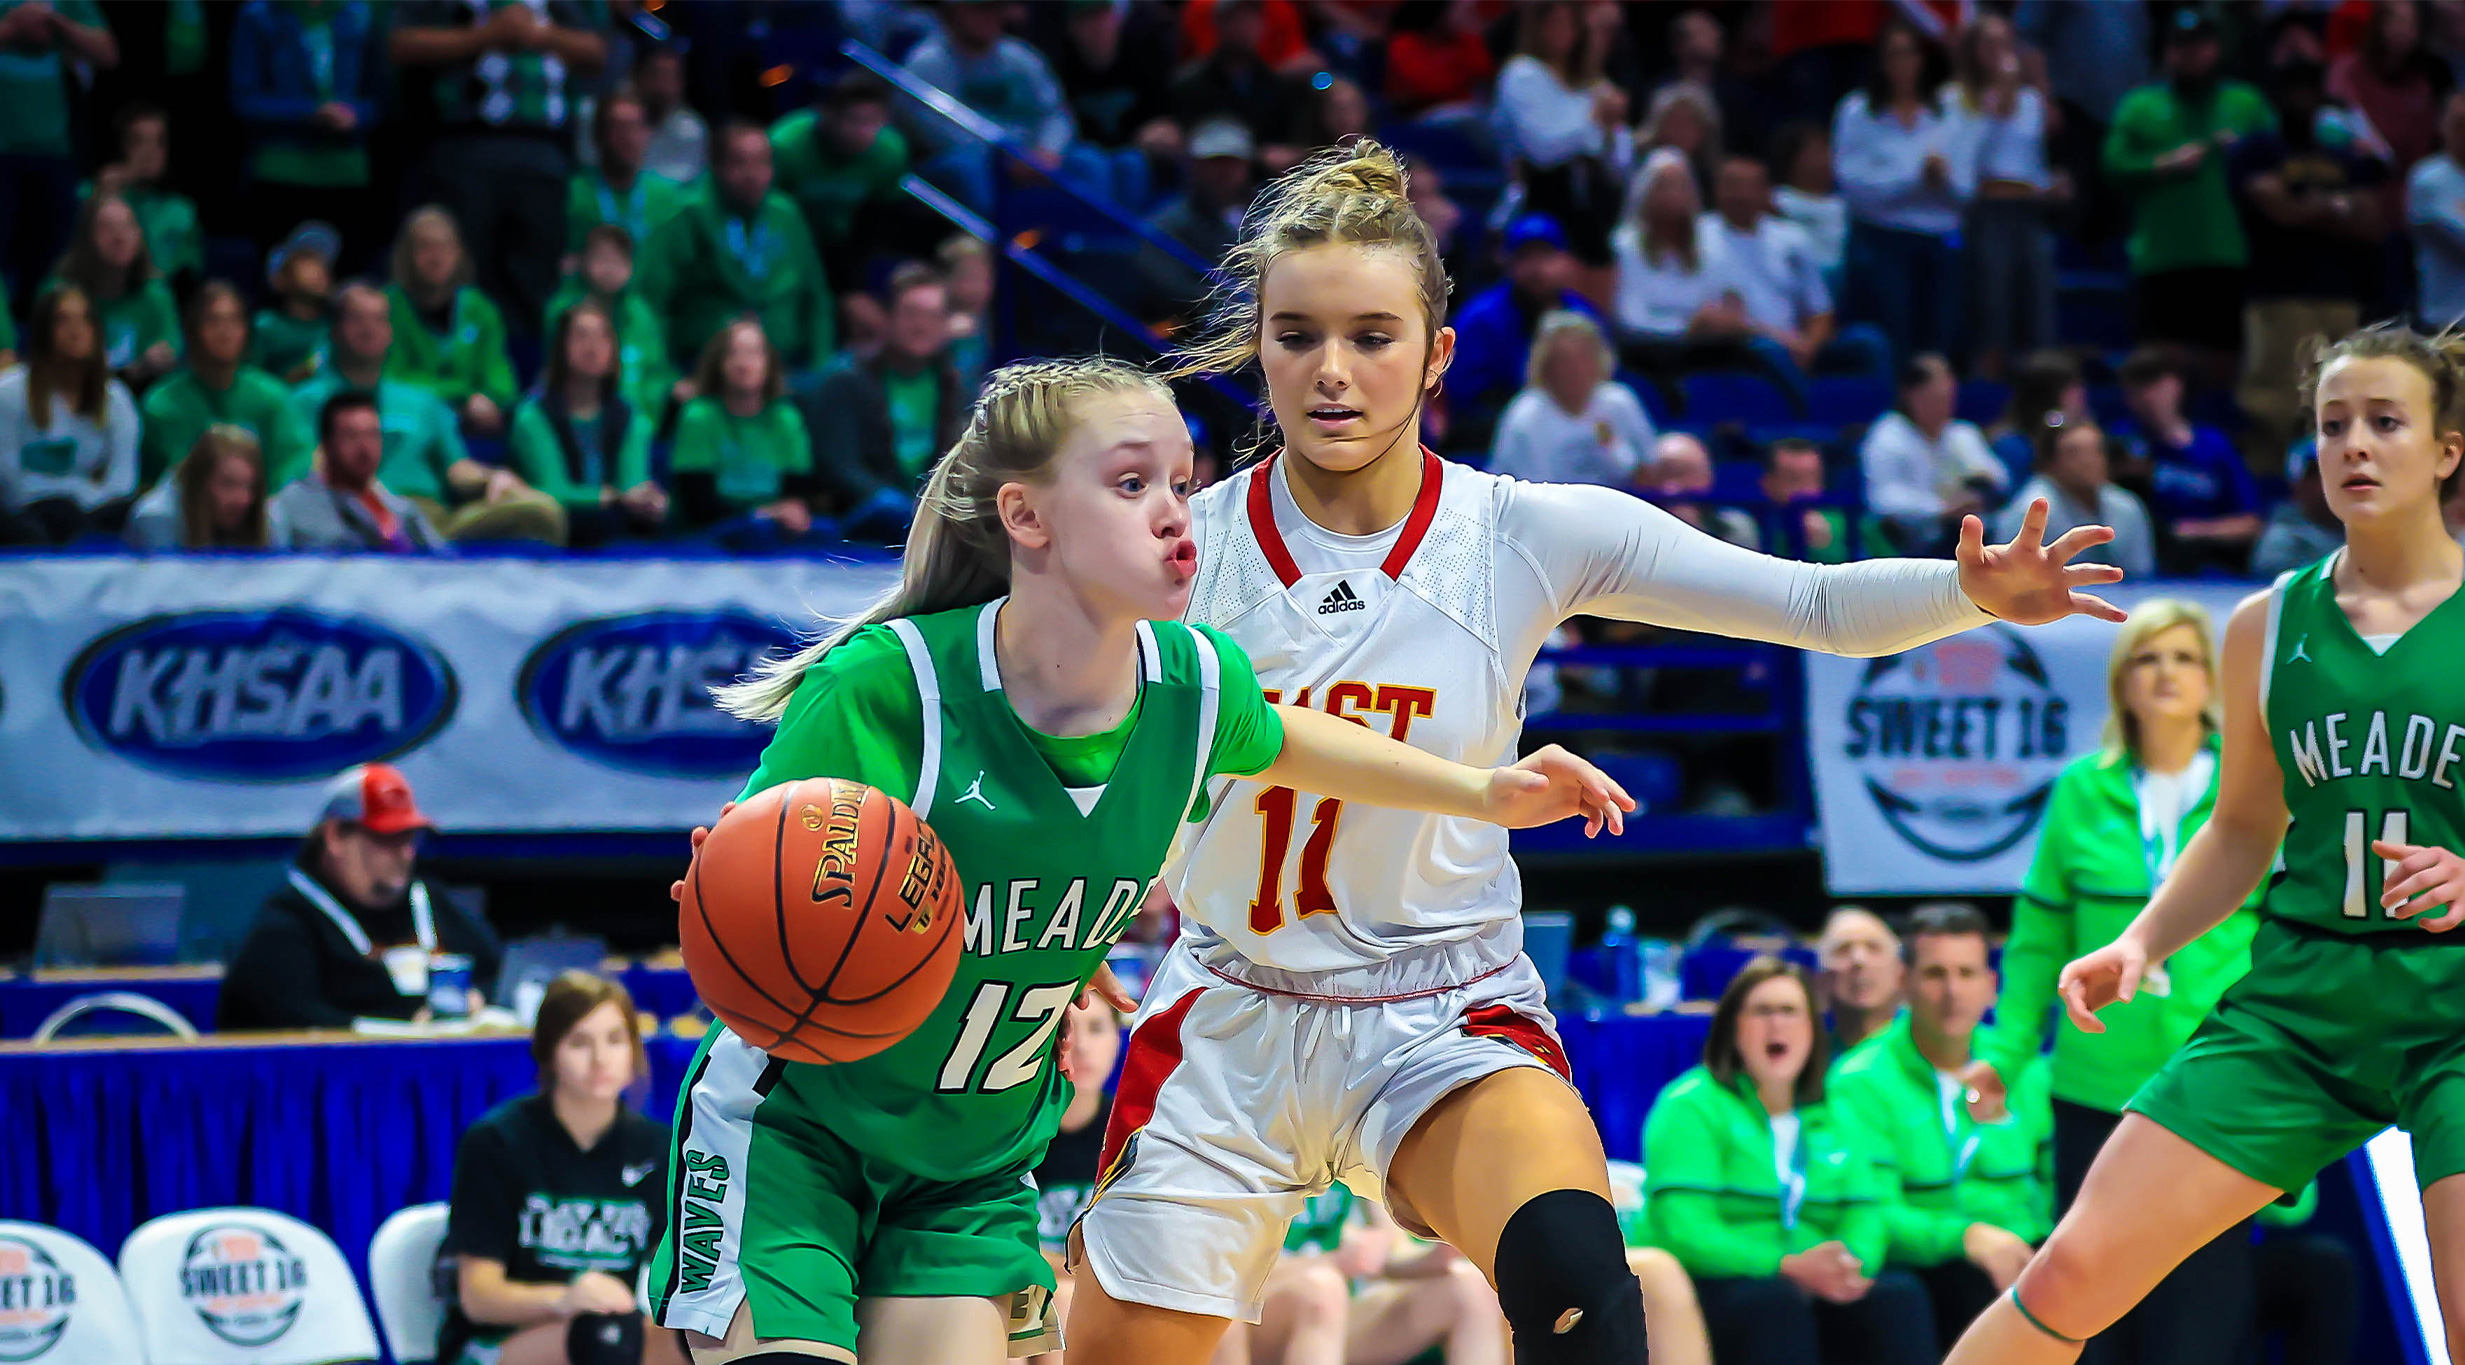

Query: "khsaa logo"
<box><xmin>1838</xmin><ymin>627</ymin><xmax>2068</xmax><ymax>862</ymax></box>
<box><xmin>0</xmin><ymin>1237</ymin><xmax>75</xmax><ymax>1362</ymax></box>
<box><xmin>180</xmin><ymin>1225</ymin><xmax>307</xmax><ymax>1348</ymax></box>
<box><xmin>66</xmin><ymin>611</ymin><xmax>458</xmax><ymax>781</ymax></box>
<box><xmin>520</xmin><ymin>611</ymin><xmax>799</xmax><ymax>777</ymax></box>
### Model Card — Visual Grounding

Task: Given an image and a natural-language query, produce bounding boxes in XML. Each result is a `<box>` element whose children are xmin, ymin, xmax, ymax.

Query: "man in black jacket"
<box><xmin>804</xmin><ymin>261</ymin><xmax>968</xmax><ymax>540</ymax></box>
<box><xmin>219</xmin><ymin>763</ymin><xmax>501</xmax><ymax>1030</ymax></box>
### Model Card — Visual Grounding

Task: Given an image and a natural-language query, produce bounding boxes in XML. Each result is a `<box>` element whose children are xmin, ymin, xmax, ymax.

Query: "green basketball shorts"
<box><xmin>2129</xmin><ymin>917</ymin><xmax>2465</xmax><ymax>1192</ymax></box>
<box><xmin>647</xmin><ymin>1032</ymin><xmax>1058</xmax><ymax>1357</ymax></box>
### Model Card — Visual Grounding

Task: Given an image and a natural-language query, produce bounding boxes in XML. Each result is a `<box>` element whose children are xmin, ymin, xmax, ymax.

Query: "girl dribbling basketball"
<box><xmin>646</xmin><ymin>357</ymin><xmax>1632</xmax><ymax>1365</ymax></box>
<box><xmin>1067</xmin><ymin>143</ymin><xmax>2134</xmax><ymax>1365</ymax></box>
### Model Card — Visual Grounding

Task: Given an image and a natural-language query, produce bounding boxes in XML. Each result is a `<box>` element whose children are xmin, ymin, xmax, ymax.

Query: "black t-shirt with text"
<box><xmin>1032</xmin><ymin>1100</ymin><xmax>1111</xmax><ymax>1253</ymax></box>
<box><xmin>2230</xmin><ymin>121</ymin><xmax>2389</xmax><ymax>302</ymax></box>
<box><xmin>436</xmin><ymin>1095</ymin><xmax>670</xmax><ymax>1360</ymax></box>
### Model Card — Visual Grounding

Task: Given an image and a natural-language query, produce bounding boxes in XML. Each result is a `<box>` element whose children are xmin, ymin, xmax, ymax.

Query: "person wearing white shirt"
<box><xmin>1833</xmin><ymin>21</ymin><xmax>1976</xmax><ymax>363</ymax></box>
<box><xmin>2409</xmin><ymin>92</ymin><xmax>2465</xmax><ymax>329</ymax></box>
<box><xmin>1992</xmin><ymin>415</ymin><xmax>2153</xmax><ymax>577</ymax></box>
<box><xmin>1704</xmin><ymin>154</ymin><xmax>1893</xmax><ymax>391</ymax></box>
<box><xmin>1860</xmin><ymin>353</ymin><xmax>2008</xmax><ymax>552</ymax></box>
<box><xmin>0</xmin><ymin>286</ymin><xmax>141</xmax><ymax>546</ymax></box>
<box><xmin>1493</xmin><ymin>3</ymin><xmax>1634</xmax><ymax>265</ymax></box>
<box><xmin>1611</xmin><ymin>150</ymin><xmax>1736</xmax><ymax>344</ymax></box>
<box><xmin>1955</xmin><ymin>14</ymin><xmax>2062</xmax><ymax>376</ymax></box>
<box><xmin>1488</xmin><ymin>310</ymin><xmax>1656</xmax><ymax>487</ymax></box>
<box><xmin>1773</xmin><ymin>122</ymin><xmax>1849</xmax><ymax>290</ymax></box>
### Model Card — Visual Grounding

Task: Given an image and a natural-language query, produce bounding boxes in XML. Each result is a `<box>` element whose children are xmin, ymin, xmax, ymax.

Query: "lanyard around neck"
<box><xmin>288</xmin><ymin>865</ymin><xmax>434</xmax><ymax>957</ymax></box>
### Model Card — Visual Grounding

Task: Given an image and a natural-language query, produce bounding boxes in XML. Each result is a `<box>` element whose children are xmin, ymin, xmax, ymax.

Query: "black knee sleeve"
<box><xmin>565</xmin><ymin>1310</ymin><xmax>643</xmax><ymax>1365</ymax></box>
<box><xmin>1490</xmin><ymin>1189</ymin><xmax>1648</xmax><ymax>1364</ymax></box>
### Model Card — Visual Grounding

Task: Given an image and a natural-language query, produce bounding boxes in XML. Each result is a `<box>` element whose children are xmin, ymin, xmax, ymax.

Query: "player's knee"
<box><xmin>1291</xmin><ymin>1260</ymin><xmax>1351</xmax><ymax>1326</ymax></box>
<box><xmin>563</xmin><ymin>1311</ymin><xmax>643</xmax><ymax>1365</ymax></box>
<box><xmin>2013</xmin><ymin>1230</ymin><xmax>2110</xmax><ymax>1337</ymax></box>
<box><xmin>1491</xmin><ymin>1189</ymin><xmax>1645</xmax><ymax>1364</ymax></box>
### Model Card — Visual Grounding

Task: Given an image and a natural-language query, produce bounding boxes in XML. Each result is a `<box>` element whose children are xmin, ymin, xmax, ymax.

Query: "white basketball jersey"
<box><xmin>1174</xmin><ymin>453</ymin><xmax>1527</xmax><ymax>978</ymax></box>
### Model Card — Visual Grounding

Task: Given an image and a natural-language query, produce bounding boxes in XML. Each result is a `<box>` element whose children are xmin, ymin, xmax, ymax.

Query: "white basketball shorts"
<box><xmin>1073</xmin><ymin>936</ymin><xmax>1571</xmax><ymax>1322</ymax></box>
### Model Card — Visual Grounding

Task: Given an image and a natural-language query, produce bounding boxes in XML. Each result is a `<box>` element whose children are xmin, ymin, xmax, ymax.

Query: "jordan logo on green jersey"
<box><xmin>957</xmin><ymin>771</ymin><xmax>995</xmax><ymax>809</ymax></box>
<box><xmin>2288</xmin><ymin>635</ymin><xmax>2312</xmax><ymax>663</ymax></box>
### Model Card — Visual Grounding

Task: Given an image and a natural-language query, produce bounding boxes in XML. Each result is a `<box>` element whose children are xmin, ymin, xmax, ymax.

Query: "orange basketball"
<box><xmin>678</xmin><ymin>777</ymin><xmax>965</xmax><ymax>1064</ymax></box>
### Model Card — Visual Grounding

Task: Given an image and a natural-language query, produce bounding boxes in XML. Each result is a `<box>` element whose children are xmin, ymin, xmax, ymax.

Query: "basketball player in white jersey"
<box><xmin>1066</xmin><ymin>142</ymin><xmax>2130</xmax><ymax>1365</ymax></box>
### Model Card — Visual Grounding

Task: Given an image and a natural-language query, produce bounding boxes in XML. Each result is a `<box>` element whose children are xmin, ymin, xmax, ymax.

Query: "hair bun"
<box><xmin>1297</xmin><ymin>140</ymin><xmax>1408</xmax><ymax>202</ymax></box>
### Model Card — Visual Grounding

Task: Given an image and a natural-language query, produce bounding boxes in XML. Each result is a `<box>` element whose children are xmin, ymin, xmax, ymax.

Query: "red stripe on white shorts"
<box><xmin>1462</xmin><ymin>1003</ymin><xmax>1573</xmax><ymax>1082</ymax></box>
<box><xmin>1096</xmin><ymin>987</ymin><xmax>1206</xmax><ymax>1182</ymax></box>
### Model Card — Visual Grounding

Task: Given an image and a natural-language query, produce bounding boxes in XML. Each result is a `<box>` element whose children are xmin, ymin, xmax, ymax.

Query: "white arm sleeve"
<box><xmin>1496</xmin><ymin>480</ymin><xmax>1994</xmax><ymax>659</ymax></box>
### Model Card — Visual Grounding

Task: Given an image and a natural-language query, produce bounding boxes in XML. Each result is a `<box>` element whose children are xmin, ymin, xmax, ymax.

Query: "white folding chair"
<box><xmin>0</xmin><ymin>1220</ymin><xmax>148</xmax><ymax>1363</ymax></box>
<box><xmin>369</xmin><ymin>1203</ymin><xmax>451</xmax><ymax>1365</ymax></box>
<box><xmin>119</xmin><ymin>1207</ymin><xmax>379</xmax><ymax>1365</ymax></box>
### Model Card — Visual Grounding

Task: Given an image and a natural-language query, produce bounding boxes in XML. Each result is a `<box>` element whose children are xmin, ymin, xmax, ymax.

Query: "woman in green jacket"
<box><xmin>385</xmin><ymin>205</ymin><xmax>519</xmax><ymax>436</ymax></box>
<box><xmin>1978</xmin><ymin>597</ymin><xmax>2260</xmax><ymax>1365</ymax></box>
<box><xmin>507</xmin><ymin>299</ymin><xmax>667</xmax><ymax>548</ymax></box>
<box><xmin>49</xmin><ymin>191</ymin><xmax>181</xmax><ymax>390</ymax></box>
<box><xmin>1643</xmin><ymin>957</ymin><xmax>1932</xmax><ymax>1365</ymax></box>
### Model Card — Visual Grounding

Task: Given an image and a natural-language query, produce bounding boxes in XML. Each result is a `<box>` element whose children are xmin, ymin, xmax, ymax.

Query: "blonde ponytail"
<box><xmin>714</xmin><ymin>356</ymin><xmax>1172</xmax><ymax>722</ymax></box>
<box><xmin>1170</xmin><ymin>139</ymin><xmax>1451</xmax><ymax>435</ymax></box>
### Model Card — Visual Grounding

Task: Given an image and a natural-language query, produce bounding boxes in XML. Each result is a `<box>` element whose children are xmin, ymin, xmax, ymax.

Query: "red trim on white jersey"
<box><xmin>1461</xmin><ymin>1003</ymin><xmax>1572</xmax><ymax>1082</ymax></box>
<box><xmin>1243</xmin><ymin>449</ymin><xmax>1446</xmax><ymax>589</ymax></box>
<box><xmin>1097</xmin><ymin>987</ymin><xmax>1207</xmax><ymax>1179</ymax></box>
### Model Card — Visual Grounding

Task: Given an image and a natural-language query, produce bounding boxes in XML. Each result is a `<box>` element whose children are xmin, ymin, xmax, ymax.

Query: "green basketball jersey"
<box><xmin>730</xmin><ymin>599</ymin><xmax>1282</xmax><ymax>1182</ymax></box>
<box><xmin>1283</xmin><ymin>1184</ymin><xmax>1357</xmax><ymax>1255</ymax></box>
<box><xmin>2262</xmin><ymin>554</ymin><xmax>2465</xmax><ymax>936</ymax></box>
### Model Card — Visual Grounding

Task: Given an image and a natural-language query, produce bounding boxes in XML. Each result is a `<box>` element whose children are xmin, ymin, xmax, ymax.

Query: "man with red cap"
<box><xmin>219</xmin><ymin>763</ymin><xmax>502</xmax><ymax>1030</ymax></box>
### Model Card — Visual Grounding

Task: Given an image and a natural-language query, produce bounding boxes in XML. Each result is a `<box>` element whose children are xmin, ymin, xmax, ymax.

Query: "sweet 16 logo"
<box><xmin>1837</xmin><ymin>627</ymin><xmax>2069</xmax><ymax>862</ymax></box>
<box><xmin>179</xmin><ymin>1225</ymin><xmax>309</xmax><ymax>1348</ymax></box>
<box><xmin>0</xmin><ymin>1237</ymin><xmax>75</xmax><ymax>1362</ymax></box>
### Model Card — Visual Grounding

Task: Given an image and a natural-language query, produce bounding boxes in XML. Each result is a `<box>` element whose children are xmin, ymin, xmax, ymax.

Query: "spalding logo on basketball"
<box><xmin>180</xmin><ymin>1225</ymin><xmax>308</xmax><ymax>1348</ymax></box>
<box><xmin>1838</xmin><ymin>627</ymin><xmax>2067</xmax><ymax>862</ymax></box>
<box><xmin>0</xmin><ymin>1237</ymin><xmax>75</xmax><ymax>1363</ymax></box>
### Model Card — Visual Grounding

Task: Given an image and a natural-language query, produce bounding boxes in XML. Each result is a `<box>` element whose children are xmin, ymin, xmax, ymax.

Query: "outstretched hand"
<box><xmin>1485</xmin><ymin>744</ymin><xmax>1636</xmax><ymax>837</ymax></box>
<box><xmin>2376</xmin><ymin>839</ymin><xmax>2465</xmax><ymax>931</ymax></box>
<box><xmin>1956</xmin><ymin>499</ymin><xmax>2129</xmax><ymax>626</ymax></box>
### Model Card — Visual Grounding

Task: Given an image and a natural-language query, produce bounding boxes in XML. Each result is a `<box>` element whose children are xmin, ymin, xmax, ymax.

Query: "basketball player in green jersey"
<box><xmin>1945</xmin><ymin>327</ymin><xmax>2465</xmax><ymax>1363</ymax></box>
<box><xmin>646</xmin><ymin>358</ymin><xmax>1632</xmax><ymax>1365</ymax></box>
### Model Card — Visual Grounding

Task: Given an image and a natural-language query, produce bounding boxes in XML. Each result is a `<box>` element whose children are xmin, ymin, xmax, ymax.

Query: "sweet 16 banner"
<box><xmin>1807</xmin><ymin>581</ymin><xmax>2258</xmax><ymax>895</ymax></box>
<box><xmin>0</xmin><ymin>556</ymin><xmax>899</xmax><ymax>840</ymax></box>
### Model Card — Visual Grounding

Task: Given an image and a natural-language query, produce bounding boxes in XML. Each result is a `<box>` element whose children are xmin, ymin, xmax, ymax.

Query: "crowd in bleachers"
<box><xmin>5</xmin><ymin>0</ymin><xmax>2465</xmax><ymax>570</ymax></box>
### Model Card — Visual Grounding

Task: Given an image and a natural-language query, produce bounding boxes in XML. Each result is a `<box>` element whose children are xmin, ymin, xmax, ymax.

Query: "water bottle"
<box><xmin>1599</xmin><ymin>906</ymin><xmax>1643</xmax><ymax>1004</ymax></box>
<box><xmin>1642</xmin><ymin>939</ymin><xmax>1683</xmax><ymax>1009</ymax></box>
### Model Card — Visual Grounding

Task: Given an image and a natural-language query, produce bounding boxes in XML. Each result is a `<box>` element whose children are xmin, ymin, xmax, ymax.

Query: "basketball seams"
<box><xmin>770</xmin><ymin>795</ymin><xmax>816</xmax><ymax>995</ymax></box>
<box><xmin>688</xmin><ymin>852</ymin><xmax>804</xmax><ymax>1041</ymax></box>
<box><xmin>816</xmin><ymin>787</ymin><xmax>900</xmax><ymax>999</ymax></box>
<box><xmin>824</xmin><ymin>867</ymin><xmax>963</xmax><ymax>1007</ymax></box>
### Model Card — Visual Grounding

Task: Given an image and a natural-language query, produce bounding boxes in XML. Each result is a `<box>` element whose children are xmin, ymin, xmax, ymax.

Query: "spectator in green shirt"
<box><xmin>639</xmin><ymin>121</ymin><xmax>836</xmax><ymax>380</ymax></box>
<box><xmin>0</xmin><ymin>0</ymin><xmax>117</xmax><ymax>316</ymax></box>
<box><xmin>1641</xmin><ymin>957</ymin><xmax>1934</xmax><ymax>1365</ymax></box>
<box><xmin>1831</xmin><ymin>903</ymin><xmax>2053</xmax><ymax>1355</ymax></box>
<box><xmin>386</xmin><ymin>205</ymin><xmax>519</xmax><ymax>436</ymax></box>
<box><xmin>85</xmin><ymin>104</ymin><xmax>201</xmax><ymax>292</ymax></box>
<box><xmin>140</xmin><ymin>281</ymin><xmax>306</xmax><ymax>487</ymax></box>
<box><xmin>669</xmin><ymin>316</ymin><xmax>823</xmax><ymax>546</ymax></box>
<box><xmin>1977</xmin><ymin>596</ymin><xmax>2258</xmax><ymax>1365</ymax></box>
<box><xmin>230</xmin><ymin>0</ymin><xmax>380</xmax><ymax>271</ymax></box>
<box><xmin>1757</xmin><ymin>438</ymin><xmax>1895</xmax><ymax>562</ymax></box>
<box><xmin>508</xmin><ymin>297</ymin><xmax>666</xmax><ymax>547</ymax></box>
<box><xmin>49</xmin><ymin>191</ymin><xmax>180</xmax><ymax>391</ymax></box>
<box><xmin>544</xmin><ymin>223</ymin><xmax>682</xmax><ymax>427</ymax></box>
<box><xmin>770</xmin><ymin>71</ymin><xmax>911</xmax><ymax>284</ymax></box>
<box><xmin>2102</xmin><ymin>9</ymin><xmax>2278</xmax><ymax>364</ymax></box>
<box><xmin>285</xmin><ymin>281</ymin><xmax>563</xmax><ymax>543</ymax></box>
<box><xmin>567</xmin><ymin>85</ymin><xmax>686</xmax><ymax>262</ymax></box>
<box><xmin>252</xmin><ymin>220</ymin><xmax>338</xmax><ymax>383</ymax></box>
<box><xmin>806</xmin><ymin>261</ymin><xmax>966</xmax><ymax>540</ymax></box>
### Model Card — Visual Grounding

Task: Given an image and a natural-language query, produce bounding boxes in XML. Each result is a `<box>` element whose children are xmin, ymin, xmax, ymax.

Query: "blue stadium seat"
<box><xmin>1710</xmin><ymin>459</ymin><xmax>1767</xmax><ymax>505</ymax></box>
<box><xmin>1804</xmin><ymin>376</ymin><xmax>1893</xmax><ymax>429</ymax></box>
<box><xmin>2087</xmin><ymin>382</ymin><xmax>2131</xmax><ymax>429</ymax></box>
<box><xmin>1589</xmin><ymin>751</ymin><xmax>1684</xmax><ymax>815</ymax></box>
<box><xmin>1956</xmin><ymin>379</ymin><xmax>2010</xmax><ymax>426</ymax></box>
<box><xmin>1681</xmin><ymin>371</ymin><xmax>1797</xmax><ymax>427</ymax></box>
<box><xmin>1621</xmin><ymin>371</ymin><xmax>1676</xmax><ymax>429</ymax></box>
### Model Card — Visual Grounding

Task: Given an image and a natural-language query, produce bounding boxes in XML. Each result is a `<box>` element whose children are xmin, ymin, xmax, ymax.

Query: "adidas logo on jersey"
<box><xmin>1317</xmin><ymin>581</ymin><xmax>1366</xmax><ymax>616</ymax></box>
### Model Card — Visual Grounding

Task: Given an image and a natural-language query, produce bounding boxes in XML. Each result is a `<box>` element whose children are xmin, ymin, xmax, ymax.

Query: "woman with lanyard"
<box><xmin>1639</xmin><ymin>957</ymin><xmax>1932</xmax><ymax>1365</ymax></box>
<box><xmin>1974</xmin><ymin>599</ymin><xmax>2260</xmax><ymax>1365</ymax></box>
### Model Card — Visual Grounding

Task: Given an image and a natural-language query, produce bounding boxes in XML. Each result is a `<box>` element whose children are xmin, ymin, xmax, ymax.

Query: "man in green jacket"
<box><xmin>2102</xmin><ymin>8</ymin><xmax>2277</xmax><ymax>362</ymax></box>
<box><xmin>1833</xmin><ymin>903</ymin><xmax>2052</xmax><ymax>1352</ymax></box>
<box><xmin>637</xmin><ymin>120</ymin><xmax>836</xmax><ymax>381</ymax></box>
<box><xmin>771</xmin><ymin>71</ymin><xmax>910</xmax><ymax>283</ymax></box>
